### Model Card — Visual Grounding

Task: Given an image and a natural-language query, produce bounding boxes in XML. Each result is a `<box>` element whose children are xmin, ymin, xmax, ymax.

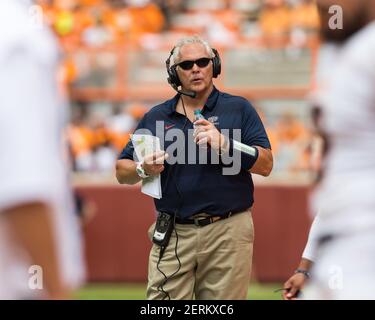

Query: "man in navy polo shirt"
<box><xmin>116</xmin><ymin>35</ymin><xmax>273</xmax><ymax>300</ymax></box>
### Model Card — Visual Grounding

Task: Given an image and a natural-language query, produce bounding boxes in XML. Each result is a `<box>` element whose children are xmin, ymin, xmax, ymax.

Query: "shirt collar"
<box><xmin>166</xmin><ymin>86</ymin><xmax>220</xmax><ymax>116</ymax></box>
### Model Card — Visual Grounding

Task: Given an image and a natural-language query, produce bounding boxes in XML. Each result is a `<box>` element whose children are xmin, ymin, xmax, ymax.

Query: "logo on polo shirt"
<box><xmin>165</xmin><ymin>123</ymin><xmax>176</xmax><ymax>130</ymax></box>
<box><xmin>208</xmin><ymin>116</ymin><xmax>219</xmax><ymax>125</ymax></box>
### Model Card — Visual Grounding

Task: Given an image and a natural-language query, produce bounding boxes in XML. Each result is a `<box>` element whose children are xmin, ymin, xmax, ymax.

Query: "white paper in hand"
<box><xmin>131</xmin><ymin>134</ymin><xmax>162</xmax><ymax>199</ymax></box>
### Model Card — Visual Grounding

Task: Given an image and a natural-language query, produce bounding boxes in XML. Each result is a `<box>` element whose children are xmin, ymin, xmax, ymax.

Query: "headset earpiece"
<box><xmin>166</xmin><ymin>48</ymin><xmax>181</xmax><ymax>88</ymax></box>
<box><xmin>211</xmin><ymin>48</ymin><xmax>221</xmax><ymax>78</ymax></box>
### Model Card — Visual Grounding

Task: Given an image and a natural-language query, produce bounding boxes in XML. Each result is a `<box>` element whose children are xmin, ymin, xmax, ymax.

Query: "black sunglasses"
<box><xmin>177</xmin><ymin>57</ymin><xmax>212</xmax><ymax>70</ymax></box>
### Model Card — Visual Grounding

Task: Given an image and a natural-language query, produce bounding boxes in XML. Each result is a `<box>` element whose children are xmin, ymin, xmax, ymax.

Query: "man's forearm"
<box><xmin>298</xmin><ymin>258</ymin><xmax>313</xmax><ymax>271</ymax></box>
<box><xmin>4</xmin><ymin>202</ymin><xmax>67</xmax><ymax>299</ymax></box>
<box><xmin>250</xmin><ymin>146</ymin><xmax>273</xmax><ymax>177</ymax></box>
<box><xmin>116</xmin><ymin>159</ymin><xmax>141</xmax><ymax>185</ymax></box>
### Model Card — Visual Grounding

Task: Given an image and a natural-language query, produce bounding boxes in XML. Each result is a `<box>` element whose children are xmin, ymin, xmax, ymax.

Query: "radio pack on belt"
<box><xmin>152</xmin><ymin>212</ymin><xmax>174</xmax><ymax>248</ymax></box>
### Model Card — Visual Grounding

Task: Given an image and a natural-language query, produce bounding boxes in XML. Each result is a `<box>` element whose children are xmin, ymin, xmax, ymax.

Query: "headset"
<box><xmin>165</xmin><ymin>46</ymin><xmax>222</xmax><ymax>97</ymax></box>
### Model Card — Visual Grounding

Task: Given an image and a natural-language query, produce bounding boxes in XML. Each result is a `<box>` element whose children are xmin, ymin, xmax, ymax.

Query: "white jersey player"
<box><xmin>0</xmin><ymin>0</ymin><xmax>85</xmax><ymax>299</ymax></box>
<box><xmin>282</xmin><ymin>43</ymin><xmax>341</xmax><ymax>300</ymax></box>
<box><xmin>283</xmin><ymin>0</ymin><xmax>375</xmax><ymax>299</ymax></box>
<box><xmin>304</xmin><ymin>0</ymin><xmax>375</xmax><ymax>299</ymax></box>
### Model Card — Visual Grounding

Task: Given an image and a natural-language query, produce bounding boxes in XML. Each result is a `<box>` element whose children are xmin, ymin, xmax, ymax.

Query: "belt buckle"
<box><xmin>197</xmin><ymin>216</ymin><xmax>219</xmax><ymax>227</ymax></box>
<box><xmin>194</xmin><ymin>216</ymin><xmax>211</xmax><ymax>227</ymax></box>
<box><xmin>193</xmin><ymin>217</ymin><xmax>202</xmax><ymax>226</ymax></box>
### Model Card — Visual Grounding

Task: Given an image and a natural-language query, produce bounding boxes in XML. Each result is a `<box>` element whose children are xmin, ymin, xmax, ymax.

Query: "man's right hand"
<box><xmin>143</xmin><ymin>151</ymin><xmax>169</xmax><ymax>176</ymax></box>
<box><xmin>282</xmin><ymin>273</ymin><xmax>306</xmax><ymax>300</ymax></box>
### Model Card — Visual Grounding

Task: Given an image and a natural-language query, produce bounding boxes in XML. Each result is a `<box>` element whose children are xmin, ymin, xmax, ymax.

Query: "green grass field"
<box><xmin>75</xmin><ymin>283</ymin><xmax>283</xmax><ymax>300</ymax></box>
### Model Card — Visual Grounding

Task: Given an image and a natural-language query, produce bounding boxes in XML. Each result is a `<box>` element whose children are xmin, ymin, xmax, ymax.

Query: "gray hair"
<box><xmin>172</xmin><ymin>35</ymin><xmax>215</xmax><ymax>65</ymax></box>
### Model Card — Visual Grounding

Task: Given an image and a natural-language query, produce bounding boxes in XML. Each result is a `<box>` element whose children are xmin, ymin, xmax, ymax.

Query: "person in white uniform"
<box><xmin>0</xmin><ymin>0</ymin><xmax>85</xmax><ymax>299</ymax></box>
<box><xmin>283</xmin><ymin>0</ymin><xmax>375</xmax><ymax>300</ymax></box>
<box><xmin>282</xmin><ymin>42</ymin><xmax>341</xmax><ymax>300</ymax></box>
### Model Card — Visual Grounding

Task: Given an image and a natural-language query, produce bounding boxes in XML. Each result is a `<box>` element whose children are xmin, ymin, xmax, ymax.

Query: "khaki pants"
<box><xmin>147</xmin><ymin>210</ymin><xmax>254</xmax><ymax>300</ymax></box>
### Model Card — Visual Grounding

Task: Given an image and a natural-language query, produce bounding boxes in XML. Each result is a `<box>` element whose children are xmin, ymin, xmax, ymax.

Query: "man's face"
<box><xmin>175</xmin><ymin>43</ymin><xmax>214</xmax><ymax>94</ymax></box>
<box><xmin>317</xmin><ymin>0</ymin><xmax>371</xmax><ymax>42</ymax></box>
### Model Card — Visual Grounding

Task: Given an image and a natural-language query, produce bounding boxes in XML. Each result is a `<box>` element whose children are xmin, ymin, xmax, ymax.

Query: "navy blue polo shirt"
<box><xmin>119</xmin><ymin>87</ymin><xmax>271</xmax><ymax>219</ymax></box>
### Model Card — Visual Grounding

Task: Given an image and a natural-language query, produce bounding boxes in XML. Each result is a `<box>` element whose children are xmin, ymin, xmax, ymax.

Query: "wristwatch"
<box><xmin>294</xmin><ymin>269</ymin><xmax>310</xmax><ymax>278</ymax></box>
<box><xmin>136</xmin><ymin>161</ymin><xmax>150</xmax><ymax>179</ymax></box>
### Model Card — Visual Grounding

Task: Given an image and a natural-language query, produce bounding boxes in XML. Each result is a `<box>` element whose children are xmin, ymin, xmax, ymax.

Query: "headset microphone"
<box><xmin>168</xmin><ymin>78</ymin><xmax>197</xmax><ymax>98</ymax></box>
<box><xmin>177</xmin><ymin>89</ymin><xmax>196</xmax><ymax>98</ymax></box>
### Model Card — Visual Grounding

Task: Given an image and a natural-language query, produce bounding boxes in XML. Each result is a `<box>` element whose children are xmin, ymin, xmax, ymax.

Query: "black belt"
<box><xmin>175</xmin><ymin>210</ymin><xmax>243</xmax><ymax>227</ymax></box>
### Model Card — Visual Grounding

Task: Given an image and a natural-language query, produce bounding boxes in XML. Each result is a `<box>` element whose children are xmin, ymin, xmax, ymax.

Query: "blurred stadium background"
<box><xmin>38</xmin><ymin>0</ymin><xmax>321</xmax><ymax>299</ymax></box>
